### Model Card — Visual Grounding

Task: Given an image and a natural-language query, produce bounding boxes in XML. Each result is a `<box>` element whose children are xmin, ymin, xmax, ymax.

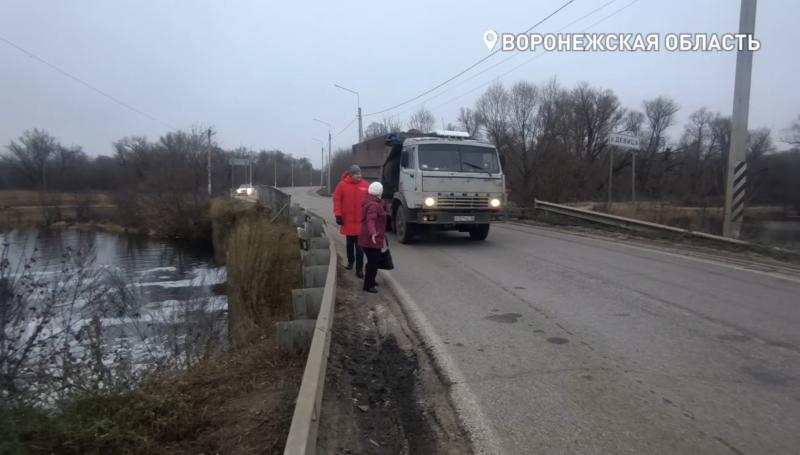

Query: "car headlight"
<box><xmin>424</xmin><ymin>197</ymin><xmax>436</xmax><ymax>207</ymax></box>
<box><xmin>490</xmin><ymin>198</ymin><xmax>501</xmax><ymax>208</ymax></box>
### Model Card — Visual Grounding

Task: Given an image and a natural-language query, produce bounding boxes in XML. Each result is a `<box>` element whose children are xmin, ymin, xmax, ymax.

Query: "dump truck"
<box><xmin>352</xmin><ymin>131</ymin><xmax>506</xmax><ymax>243</ymax></box>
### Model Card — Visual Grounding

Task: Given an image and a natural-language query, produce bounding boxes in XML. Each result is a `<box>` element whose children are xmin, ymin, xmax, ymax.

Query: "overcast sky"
<box><xmin>1</xmin><ymin>0</ymin><xmax>798</xmax><ymax>167</ymax></box>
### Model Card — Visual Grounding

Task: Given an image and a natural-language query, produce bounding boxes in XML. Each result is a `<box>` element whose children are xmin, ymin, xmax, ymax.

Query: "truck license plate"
<box><xmin>454</xmin><ymin>216</ymin><xmax>475</xmax><ymax>222</ymax></box>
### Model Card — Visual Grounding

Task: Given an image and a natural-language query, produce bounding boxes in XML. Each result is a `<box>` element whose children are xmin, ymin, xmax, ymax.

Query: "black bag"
<box><xmin>378</xmin><ymin>239</ymin><xmax>394</xmax><ymax>270</ymax></box>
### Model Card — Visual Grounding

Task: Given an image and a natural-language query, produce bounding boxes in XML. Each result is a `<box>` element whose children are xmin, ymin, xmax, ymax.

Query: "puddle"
<box><xmin>546</xmin><ymin>337</ymin><xmax>569</xmax><ymax>345</ymax></box>
<box><xmin>484</xmin><ymin>313</ymin><xmax>522</xmax><ymax>323</ymax></box>
<box><xmin>740</xmin><ymin>365</ymin><xmax>788</xmax><ymax>386</ymax></box>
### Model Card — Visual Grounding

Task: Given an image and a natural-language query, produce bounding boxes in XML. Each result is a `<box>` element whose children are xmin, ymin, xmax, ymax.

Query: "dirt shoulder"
<box><xmin>317</xmin><ymin>265</ymin><xmax>472</xmax><ymax>454</ymax></box>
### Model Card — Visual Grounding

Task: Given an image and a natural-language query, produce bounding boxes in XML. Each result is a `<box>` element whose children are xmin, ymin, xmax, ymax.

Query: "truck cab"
<box><xmin>381</xmin><ymin>131</ymin><xmax>506</xmax><ymax>242</ymax></box>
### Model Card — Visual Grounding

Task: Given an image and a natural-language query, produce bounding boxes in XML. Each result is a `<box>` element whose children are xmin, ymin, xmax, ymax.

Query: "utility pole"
<box><xmin>313</xmin><ymin>138</ymin><xmax>324</xmax><ymax>187</ymax></box>
<box><xmin>273</xmin><ymin>158</ymin><xmax>277</xmax><ymax>187</ymax></box>
<box><xmin>291</xmin><ymin>161</ymin><xmax>294</xmax><ymax>187</ymax></box>
<box><xmin>334</xmin><ymin>84</ymin><xmax>362</xmax><ymax>142</ymax></box>
<box><xmin>607</xmin><ymin>147</ymin><xmax>614</xmax><ymax>212</ymax></box>
<box><xmin>328</xmin><ymin>130</ymin><xmax>332</xmax><ymax>193</ymax></box>
<box><xmin>723</xmin><ymin>0</ymin><xmax>757</xmax><ymax>239</ymax></box>
<box><xmin>207</xmin><ymin>129</ymin><xmax>212</xmax><ymax>196</ymax></box>
<box><xmin>313</xmin><ymin>119</ymin><xmax>332</xmax><ymax>193</ymax></box>
<box><xmin>631</xmin><ymin>151</ymin><xmax>636</xmax><ymax>203</ymax></box>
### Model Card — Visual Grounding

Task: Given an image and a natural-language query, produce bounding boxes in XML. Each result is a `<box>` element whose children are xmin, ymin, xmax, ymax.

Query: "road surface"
<box><xmin>286</xmin><ymin>187</ymin><xmax>800</xmax><ymax>455</ymax></box>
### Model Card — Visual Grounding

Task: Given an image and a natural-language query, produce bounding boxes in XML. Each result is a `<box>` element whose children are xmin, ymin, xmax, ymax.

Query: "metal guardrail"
<box><xmin>255</xmin><ymin>185</ymin><xmax>291</xmax><ymax>221</ymax></box>
<box><xmin>508</xmin><ymin>199</ymin><xmax>749</xmax><ymax>246</ymax></box>
<box><xmin>284</xmin><ymin>216</ymin><xmax>337</xmax><ymax>455</ymax></box>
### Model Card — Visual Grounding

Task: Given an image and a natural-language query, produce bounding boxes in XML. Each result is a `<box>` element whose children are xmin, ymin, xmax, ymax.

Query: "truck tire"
<box><xmin>394</xmin><ymin>206</ymin><xmax>415</xmax><ymax>244</ymax></box>
<box><xmin>469</xmin><ymin>224</ymin><xmax>490</xmax><ymax>241</ymax></box>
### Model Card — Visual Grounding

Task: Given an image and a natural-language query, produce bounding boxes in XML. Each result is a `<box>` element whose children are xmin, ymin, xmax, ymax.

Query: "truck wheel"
<box><xmin>469</xmin><ymin>224</ymin><xmax>490</xmax><ymax>241</ymax></box>
<box><xmin>394</xmin><ymin>207</ymin><xmax>414</xmax><ymax>244</ymax></box>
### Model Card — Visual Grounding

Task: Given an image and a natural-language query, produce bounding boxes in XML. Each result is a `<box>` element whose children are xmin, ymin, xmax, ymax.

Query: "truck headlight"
<box><xmin>424</xmin><ymin>197</ymin><xmax>436</xmax><ymax>207</ymax></box>
<box><xmin>490</xmin><ymin>198</ymin><xmax>501</xmax><ymax>208</ymax></box>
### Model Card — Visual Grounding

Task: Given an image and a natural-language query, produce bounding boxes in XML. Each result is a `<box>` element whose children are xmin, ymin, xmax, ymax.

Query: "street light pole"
<box><xmin>334</xmin><ymin>84</ymin><xmax>362</xmax><ymax>142</ymax></box>
<box><xmin>723</xmin><ymin>0</ymin><xmax>757</xmax><ymax>239</ymax></box>
<box><xmin>313</xmin><ymin>118</ymin><xmax>332</xmax><ymax>193</ymax></box>
<box><xmin>312</xmin><ymin>137</ymin><xmax>324</xmax><ymax>187</ymax></box>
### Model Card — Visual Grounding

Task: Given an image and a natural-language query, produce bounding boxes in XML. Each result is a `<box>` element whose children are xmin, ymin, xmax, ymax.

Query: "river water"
<box><xmin>0</xmin><ymin>227</ymin><xmax>227</xmax><ymax>375</ymax></box>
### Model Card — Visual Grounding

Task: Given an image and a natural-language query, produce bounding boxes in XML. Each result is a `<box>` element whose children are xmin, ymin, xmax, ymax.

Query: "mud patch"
<box><xmin>318</xmin><ymin>266</ymin><xmax>471</xmax><ymax>454</ymax></box>
<box><xmin>485</xmin><ymin>312</ymin><xmax>522</xmax><ymax>323</ymax></box>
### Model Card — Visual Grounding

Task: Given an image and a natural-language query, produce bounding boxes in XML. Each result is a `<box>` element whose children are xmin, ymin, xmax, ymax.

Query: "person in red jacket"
<box><xmin>358</xmin><ymin>181</ymin><xmax>387</xmax><ymax>293</ymax></box>
<box><xmin>333</xmin><ymin>165</ymin><xmax>369</xmax><ymax>277</ymax></box>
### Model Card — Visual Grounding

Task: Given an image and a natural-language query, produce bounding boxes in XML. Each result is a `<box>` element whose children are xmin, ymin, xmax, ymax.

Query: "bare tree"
<box><xmin>5</xmin><ymin>129</ymin><xmax>59</xmax><ymax>190</ymax></box>
<box><xmin>781</xmin><ymin>115</ymin><xmax>800</xmax><ymax>145</ymax></box>
<box><xmin>748</xmin><ymin>128</ymin><xmax>775</xmax><ymax>160</ymax></box>
<box><xmin>407</xmin><ymin>107</ymin><xmax>435</xmax><ymax>132</ymax></box>
<box><xmin>505</xmin><ymin>81</ymin><xmax>540</xmax><ymax>201</ymax></box>
<box><xmin>621</xmin><ymin>110</ymin><xmax>645</xmax><ymax>135</ymax></box>
<box><xmin>364</xmin><ymin>122</ymin><xmax>388</xmax><ymax>140</ymax></box>
<box><xmin>639</xmin><ymin>96</ymin><xmax>679</xmax><ymax>196</ymax></box>
<box><xmin>457</xmin><ymin>107</ymin><xmax>482</xmax><ymax>139</ymax></box>
<box><xmin>476</xmin><ymin>83</ymin><xmax>510</xmax><ymax>147</ymax></box>
<box><xmin>382</xmin><ymin>116</ymin><xmax>404</xmax><ymax>134</ymax></box>
<box><xmin>568</xmin><ymin>82</ymin><xmax>624</xmax><ymax>162</ymax></box>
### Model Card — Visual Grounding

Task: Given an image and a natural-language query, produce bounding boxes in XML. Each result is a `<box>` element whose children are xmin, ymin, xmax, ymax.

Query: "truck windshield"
<box><xmin>418</xmin><ymin>144</ymin><xmax>500</xmax><ymax>173</ymax></box>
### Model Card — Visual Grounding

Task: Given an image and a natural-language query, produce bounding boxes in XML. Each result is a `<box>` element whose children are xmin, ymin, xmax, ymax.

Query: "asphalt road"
<box><xmin>286</xmin><ymin>187</ymin><xmax>800</xmax><ymax>455</ymax></box>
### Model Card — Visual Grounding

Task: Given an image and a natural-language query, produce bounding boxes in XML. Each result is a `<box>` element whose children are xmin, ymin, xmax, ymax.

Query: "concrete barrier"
<box><xmin>302</xmin><ymin>249</ymin><xmax>330</xmax><ymax>267</ymax></box>
<box><xmin>309</xmin><ymin>237</ymin><xmax>330</xmax><ymax>250</ymax></box>
<box><xmin>276</xmin><ymin>319</ymin><xmax>317</xmax><ymax>352</ymax></box>
<box><xmin>284</xmin><ymin>221</ymin><xmax>337</xmax><ymax>455</ymax></box>
<box><xmin>292</xmin><ymin>287</ymin><xmax>324</xmax><ymax>320</ymax></box>
<box><xmin>302</xmin><ymin>265</ymin><xmax>328</xmax><ymax>288</ymax></box>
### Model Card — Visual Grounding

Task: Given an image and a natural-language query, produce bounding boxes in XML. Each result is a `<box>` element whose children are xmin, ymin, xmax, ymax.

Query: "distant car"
<box><xmin>236</xmin><ymin>184</ymin><xmax>254</xmax><ymax>196</ymax></box>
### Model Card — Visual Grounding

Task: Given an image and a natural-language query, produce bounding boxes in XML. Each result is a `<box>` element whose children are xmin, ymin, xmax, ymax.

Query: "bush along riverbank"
<box><xmin>1</xmin><ymin>199</ymin><xmax>304</xmax><ymax>454</ymax></box>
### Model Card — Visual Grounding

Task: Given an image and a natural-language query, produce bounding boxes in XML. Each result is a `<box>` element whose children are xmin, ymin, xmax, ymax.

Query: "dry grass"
<box><xmin>151</xmin><ymin>337</ymin><xmax>305</xmax><ymax>454</ymax></box>
<box><xmin>588</xmin><ymin>201</ymin><xmax>787</xmax><ymax>234</ymax></box>
<box><xmin>0</xmin><ymin>190</ymin><xmax>112</xmax><ymax>207</ymax></box>
<box><xmin>214</xmin><ymin>200</ymin><xmax>302</xmax><ymax>346</ymax></box>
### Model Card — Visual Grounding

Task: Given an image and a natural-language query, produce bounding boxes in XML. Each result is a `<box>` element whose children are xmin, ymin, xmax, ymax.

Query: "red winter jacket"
<box><xmin>333</xmin><ymin>172</ymin><xmax>369</xmax><ymax>236</ymax></box>
<box><xmin>358</xmin><ymin>195</ymin><xmax>387</xmax><ymax>249</ymax></box>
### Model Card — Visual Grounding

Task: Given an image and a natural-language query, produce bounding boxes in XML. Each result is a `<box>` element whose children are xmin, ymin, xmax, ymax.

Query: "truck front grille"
<box><xmin>436</xmin><ymin>196</ymin><xmax>489</xmax><ymax>209</ymax></box>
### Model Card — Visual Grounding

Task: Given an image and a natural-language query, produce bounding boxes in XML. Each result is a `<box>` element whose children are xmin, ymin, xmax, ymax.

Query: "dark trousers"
<box><xmin>362</xmin><ymin>247</ymin><xmax>380</xmax><ymax>290</ymax></box>
<box><xmin>346</xmin><ymin>236</ymin><xmax>364</xmax><ymax>271</ymax></box>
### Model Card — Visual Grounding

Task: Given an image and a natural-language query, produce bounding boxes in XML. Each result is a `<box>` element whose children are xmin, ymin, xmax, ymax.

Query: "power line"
<box><xmin>364</xmin><ymin>0</ymin><xmax>577</xmax><ymax>117</ymax></box>
<box><xmin>0</xmin><ymin>34</ymin><xmax>177</xmax><ymax>130</ymax></box>
<box><xmin>383</xmin><ymin>0</ymin><xmax>622</xmax><ymax>121</ymax></box>
<box><xmin>425</xmin><ymin>0</ymin><xmax>642</xmax><ymax>113</ymax></box>
<box><xmin>333</xmin><ymin>117</ymin><xmax>357</xmax><ymax>139</ymax></box>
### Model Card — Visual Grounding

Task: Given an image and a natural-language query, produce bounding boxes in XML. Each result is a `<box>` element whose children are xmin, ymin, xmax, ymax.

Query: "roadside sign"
<box><xmin>228</xmin><ymin>158</ymin><xmax>250</xmax><ymax>166</ymax></box>
<box><xmin>608</xmin><ymin>132</ymin><xmax>640</xmax><ymax>150</ymax></box>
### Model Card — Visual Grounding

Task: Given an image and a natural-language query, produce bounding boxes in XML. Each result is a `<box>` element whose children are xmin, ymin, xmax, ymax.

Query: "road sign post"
<box><xmin>607</xmin><ymin>132</ymin><xmax>641</xmax><ymax>210</ymax></box>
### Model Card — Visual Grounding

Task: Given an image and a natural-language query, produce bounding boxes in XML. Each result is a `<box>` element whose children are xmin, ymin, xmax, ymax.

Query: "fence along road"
<box><xmin>284</xmin><ymin>186</ymin><xmax>800</xmax><ymax>455</ymax></box>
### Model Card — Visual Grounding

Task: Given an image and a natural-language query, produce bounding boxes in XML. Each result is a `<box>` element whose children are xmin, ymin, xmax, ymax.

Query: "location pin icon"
<box><xmin>484</xmin><ymin>29</ymin><xmax>498</xmax><ymax>51</ymax></box>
